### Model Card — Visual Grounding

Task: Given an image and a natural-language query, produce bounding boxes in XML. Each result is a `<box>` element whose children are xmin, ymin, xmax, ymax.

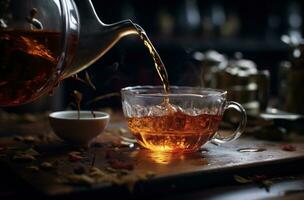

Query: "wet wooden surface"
<box><xmin>0</xmin><ymin>115</ymin><xmax>304</xmax><ymax>199</ymax></box>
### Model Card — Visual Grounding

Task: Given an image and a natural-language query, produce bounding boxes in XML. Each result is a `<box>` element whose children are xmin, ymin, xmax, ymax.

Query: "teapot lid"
<box><xmin>193</xmin><ymin>50</ymin><xmax>227</xmax><ymax>69</ymax></box>
<box><xmin>226</xmin><ymin>53</ymin><xmax>258</xmax><ymax>77</ymax></box>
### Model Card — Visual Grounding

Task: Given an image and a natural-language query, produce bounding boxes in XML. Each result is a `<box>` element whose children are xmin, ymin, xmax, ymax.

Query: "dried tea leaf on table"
<box><xmin>63</xmin><ymin>174</ymin><xmax>95</xmax><ymax>186</ymax></box>
<box><xmin>13</xmin><ymin>154</ymin><xmax>36</xmax><ymax>162</ymax></box>
<box><xmin>68</xmin><ymin>151</ymin><xmax>85</xmax><ymax>162</ymax></box>
<box><xmin>89</xmin><ymin>167</ymin><xmax>106</xmax><ymax>178</ymax></box>
<box><xmin>23</xmin><ymin>136</ymin><xmax>36</xmax><ymax>143</ymax></box>
<box><xmin>234</xmin><ymin>175</ymin><xmax>252</xmax><ymax>184</ymax></box>
<box><xmin>261</xmin><ymin>180</ymin><xmax>273</xmax><ymax>192</ymax></box>
<box><xmin>13</xmin><ymin>135</ymin><xmax>36</xmax><ymax>143</ymax></box>
<box><xmin>40</xmin><ymin>162</ymin><xmax>55</xmax><ymax>170</ymax></box>
<box><xmin>27</xmin><ymin>165</ymin><xmax>40</xmax><ymax>172</ymax></box>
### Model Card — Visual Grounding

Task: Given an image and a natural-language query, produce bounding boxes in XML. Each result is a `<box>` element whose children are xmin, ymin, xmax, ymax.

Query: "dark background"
<box><xmin>8</xmin><ymin>0</ymin><xmax>304</xmax><ymax>112</ymax></box>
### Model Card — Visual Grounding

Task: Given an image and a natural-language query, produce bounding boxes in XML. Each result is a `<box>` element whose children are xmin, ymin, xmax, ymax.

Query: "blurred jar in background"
<box><xmin>157</xmin><ymin>8</ymin><xmax>175</xmax><ymax>37</ymax></box>
<box><xmin>197</xmin><ymin>51</ymin><xmax>269</xmax><ymax>116</ymax></box>
<box><xmin>194</xmin><ymin>50</ymin><xmax>227</xmax><ymax>88</ymax></box>
<box><xmin>216</xmin><ymin>56</ymin><xmax>270</xmax><ymax>116</ymax></box>
<box><xmin>280</xmin><ymin>34</ymin><xmax>304</xmax><ymax>114</ymax></box>
<box><xmin>176</xmin><ymin>0</ymin><xmax>201</xmax><ymax>36</ymax></box>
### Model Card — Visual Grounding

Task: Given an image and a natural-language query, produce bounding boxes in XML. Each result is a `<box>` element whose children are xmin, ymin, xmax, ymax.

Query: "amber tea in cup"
<box><xmin>121</xmin><ymin>86</ymin><xmax>246</xmax><ymax>153</ymax></box>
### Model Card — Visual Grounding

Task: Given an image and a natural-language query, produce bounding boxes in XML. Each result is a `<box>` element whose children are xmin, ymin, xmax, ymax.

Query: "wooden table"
<box><xmin>0</xmin><ymin>112</ymin><xmax>304</xmax><ymax>200</ymax></box>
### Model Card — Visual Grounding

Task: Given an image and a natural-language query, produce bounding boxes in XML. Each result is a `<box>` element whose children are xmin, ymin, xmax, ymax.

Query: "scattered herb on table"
<box><xmin>68</xmin><ymin>151</ymin><xmax>85</xmax><ymax>162</ymax></box>
<box><xmin>62</xmin><ymin>174</ymin><xmax>95</xmax><ymax>186</ymax></box>
<box><xmin>234</xmin><ymin>175</ymin><xmax>252</xmax><ymax>183</ymax></box>
<box><xmin>40</xmin><ymin>162</ymin><xmax>55</xmax><ymax>170</ymax></box>
<box><xmin>105</xmin><ymin>167</ymin><xmax>130</xmax><ymax>176</ymax></box>
<box><xmin>281</xmin><ymin>144</ymin><xmax>296</xmax><ymax>152</ymax></box>
<box><xmin>13</xmin><ymin>153</ymin><xmax>36</xmax><ymax>162</ymax></box>
<box><xmin>234</xmin><ymin>175</ymin><xmax>273</xmax><ymax>192</ymax></box>
<box><xmin>13</xmin><ymin>135</ymin><xmax>36</xmax><ymax>144</ymax></box>
<box><xmin>89</xmin><ymin>167</ymin><xmax>106</xmax><ymax>177</ymax></box>
<box><xmin>12</xmin><ymin>148</ymin><xmax>39</xmax><ymax>162</ymax></box>
<box><xmin>27</xmin><ymin>165</ymin><xmax>40</xmax><ymax>172</ymax></box>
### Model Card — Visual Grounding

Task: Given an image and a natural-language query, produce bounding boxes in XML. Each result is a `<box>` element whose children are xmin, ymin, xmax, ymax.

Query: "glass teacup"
<box><xmin>121</xmin><ymin>86</ymin><xmax>246</xmax><ymax>153</ymax></box>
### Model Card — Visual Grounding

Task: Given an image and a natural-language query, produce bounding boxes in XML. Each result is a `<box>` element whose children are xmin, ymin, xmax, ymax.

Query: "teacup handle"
<box><xmin>211</xmin><ymin>101</ymin><xmax>247</xmax><ymax>144</ymax></box>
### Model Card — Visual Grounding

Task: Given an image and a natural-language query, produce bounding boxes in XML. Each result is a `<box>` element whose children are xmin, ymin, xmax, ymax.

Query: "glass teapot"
<box><xmin>0</xmin><ymin>0</ymin><xmax>140</xmax><ymax>106</ymax></box>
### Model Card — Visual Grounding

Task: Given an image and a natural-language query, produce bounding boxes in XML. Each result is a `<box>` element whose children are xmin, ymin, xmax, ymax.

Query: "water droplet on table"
<box><xmin>237</xmin><ymin>147</ymin><xmax>266</xmax><ymax>152</ymax></box>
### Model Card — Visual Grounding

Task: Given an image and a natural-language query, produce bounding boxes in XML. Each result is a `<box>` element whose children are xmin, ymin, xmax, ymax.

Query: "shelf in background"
<box><xmin>148</xmin><ymin>36</ymin><xmax>289</xmax><ymax>52</ymax></box>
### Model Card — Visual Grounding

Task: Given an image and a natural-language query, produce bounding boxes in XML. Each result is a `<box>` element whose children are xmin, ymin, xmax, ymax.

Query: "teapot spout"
<box><xmin>62</xmin><ymin>0</ymin><xmax>139</xmax><ymax>78</ymax></box>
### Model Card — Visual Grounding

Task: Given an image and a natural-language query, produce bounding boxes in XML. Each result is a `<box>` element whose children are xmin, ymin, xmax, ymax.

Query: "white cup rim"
<box><xmin>49</xmin><ymin>111</ymin><xmax>110</xmax><ymax>121</ymax></box>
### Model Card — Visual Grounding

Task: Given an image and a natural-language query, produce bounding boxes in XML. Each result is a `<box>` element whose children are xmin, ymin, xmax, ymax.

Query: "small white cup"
<box><xmin>49</xmin><ymin>111</ymin><xmax>110</xmax><ymax>145</ymax></box>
